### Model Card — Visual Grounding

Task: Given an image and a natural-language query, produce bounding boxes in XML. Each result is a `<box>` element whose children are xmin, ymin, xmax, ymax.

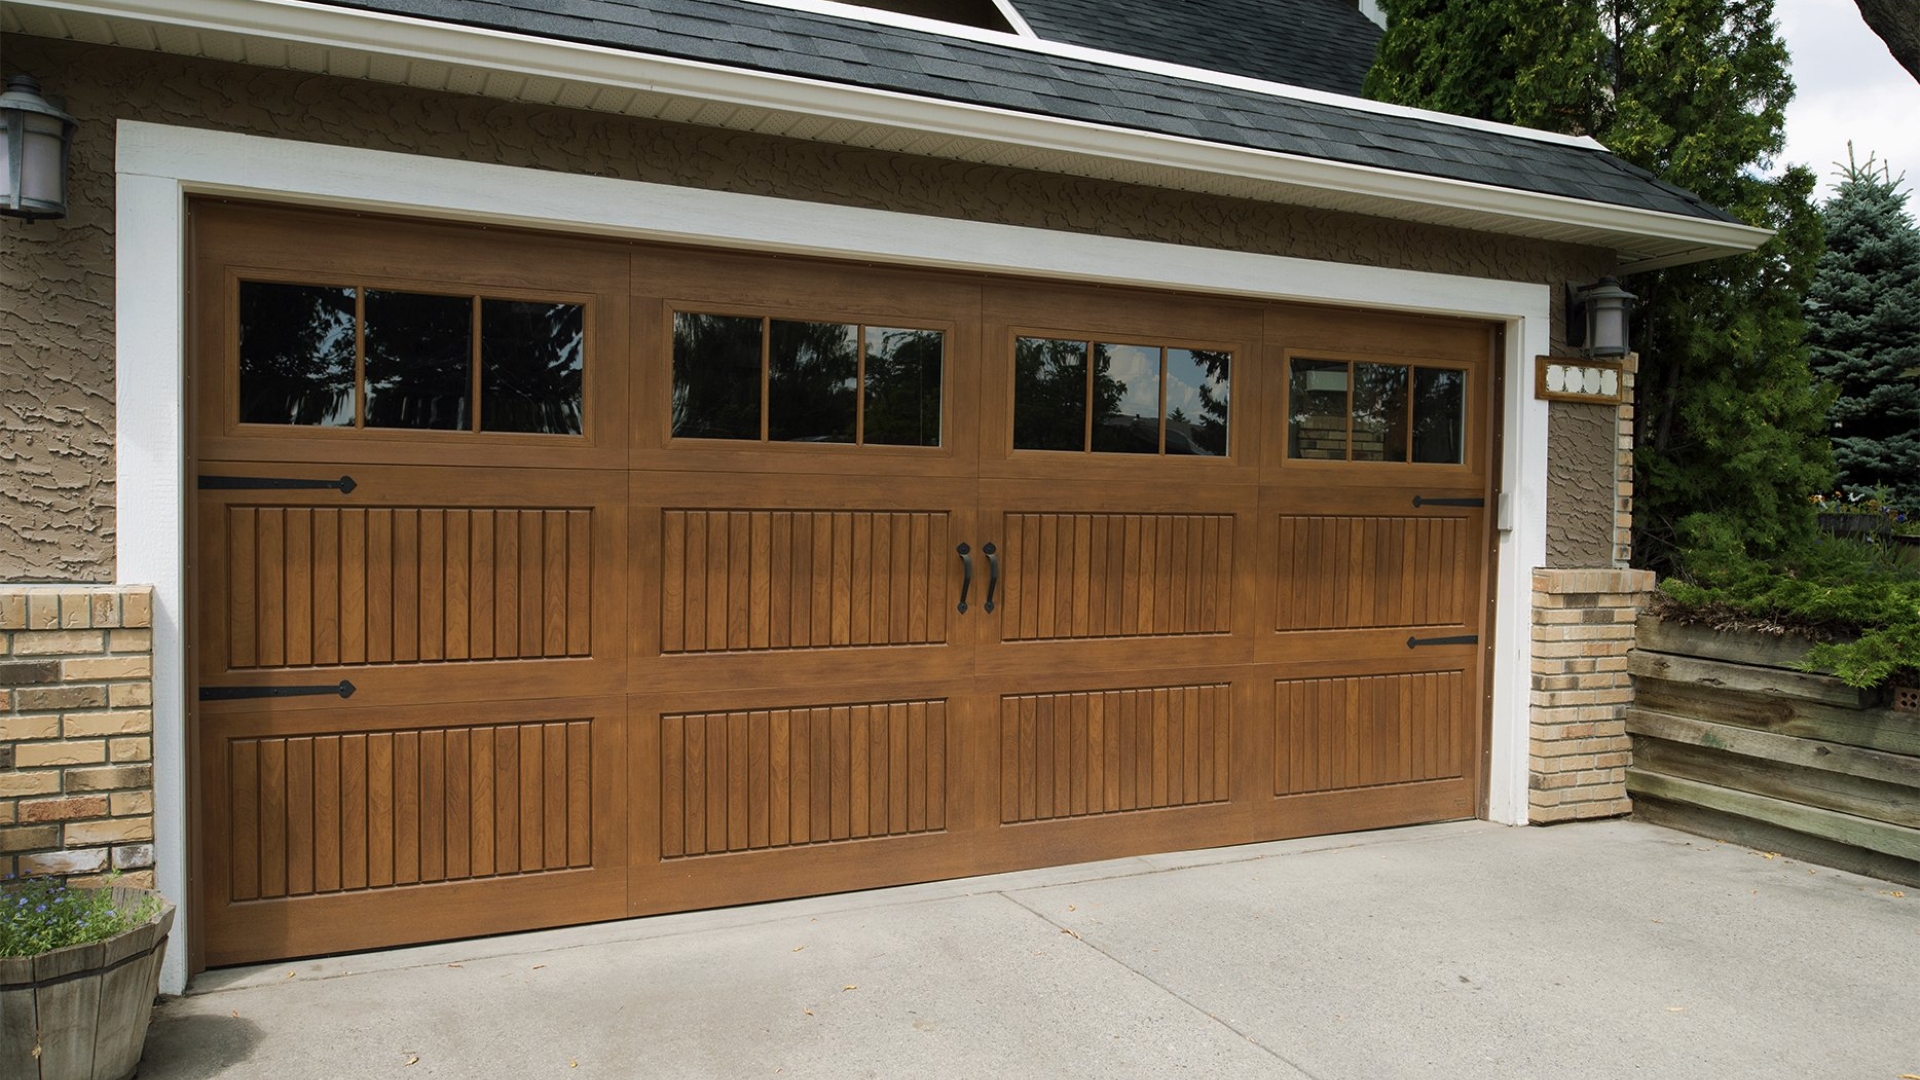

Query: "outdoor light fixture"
<box><xmin>1</xmin><ymin>75</ymin><xmax>77</xmax><ymax>222</ymax></box>
<box><xmin>1566</xmin><ymin>276</ymin><xmax>1636</xmax><ymax>359</ymax></box>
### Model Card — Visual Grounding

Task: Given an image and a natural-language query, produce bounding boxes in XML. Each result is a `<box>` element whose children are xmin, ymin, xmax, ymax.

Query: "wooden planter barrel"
<box><xmin>0</xmin><ymin>889</ymin><xmax>175</xmax><ymax>1080</ymax></box>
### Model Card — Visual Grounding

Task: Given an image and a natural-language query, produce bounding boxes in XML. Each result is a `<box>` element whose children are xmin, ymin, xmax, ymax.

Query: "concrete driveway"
<box><xmin>139</xmin><ymin>820</ymin><xmax>1918</xmax><ymax>1079</ymax></box>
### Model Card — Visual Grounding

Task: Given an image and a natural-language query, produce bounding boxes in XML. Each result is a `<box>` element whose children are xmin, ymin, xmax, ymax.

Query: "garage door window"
<box><xmin>1014</xmin><ymin>336</ymin><xmax>1230</xmax><ymax>456</ymax></box>
<box><xmin>671</xmin><ymin>311</ymin><xmax>944</xmax><ymax>447</ymax></box>
<box><xmin>237</xmin><ymin>281</ymin><xmax>585</xmax><ymax>435</ymax></box>
<box><xmin>1286</xmin><ymin>358</ymin><xmax>1465</xmax><ymax>464</ymax></box>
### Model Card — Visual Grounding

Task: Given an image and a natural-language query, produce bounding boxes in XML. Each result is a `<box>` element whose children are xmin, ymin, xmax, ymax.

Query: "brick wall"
<box><xmin>0</xmin><ymin>585</ymin><xmax>156</xmax><ymax>885</ymax></box>
<box><xmin>1528</xmin><ymin>567</ymin><xmax>1655</xmax><ymax>823</ymax></box>
<box><xmin>1613</xmin><ymin>355</ymin><xmax>1639</xmax><ymax>568</ymax></box>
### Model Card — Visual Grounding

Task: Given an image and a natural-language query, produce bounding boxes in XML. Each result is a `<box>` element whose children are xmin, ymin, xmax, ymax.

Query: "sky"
<box><xmin>1776</xmin><ymin>0</ymin><xmax>1920</xmax><ymax>198</ymax></box>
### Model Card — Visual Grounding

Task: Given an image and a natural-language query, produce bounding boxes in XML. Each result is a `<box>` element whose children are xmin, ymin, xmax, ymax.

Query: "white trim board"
<box><xmin>116</xmin><ymin>119</ymin><xmax>1548</xmax><ymax>995</ymax></box>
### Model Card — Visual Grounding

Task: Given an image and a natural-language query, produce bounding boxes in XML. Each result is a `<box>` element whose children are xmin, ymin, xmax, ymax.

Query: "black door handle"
<box><xmin>982</xmin><ymin>542</ymin><xmax>999</xmax><ymax>614</ymax></box>
<box><xmin>956</xmin><ymin>542</ymin><xmax>973</xmax><ymax>614</ymax></box>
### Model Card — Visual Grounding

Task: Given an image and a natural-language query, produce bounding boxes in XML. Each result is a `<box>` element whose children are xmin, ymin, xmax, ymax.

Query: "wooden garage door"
<box><xmin>190</xmin><ymin>202</ymin><xmax>1495</xmax><ymax>967</ymax></box>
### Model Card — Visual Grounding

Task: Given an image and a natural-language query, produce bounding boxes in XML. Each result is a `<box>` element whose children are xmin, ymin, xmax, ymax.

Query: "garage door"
<box><xmin>190</xmin><ymin>202</ymin><xmax>1495</xmax><ymax>967</ymax></box>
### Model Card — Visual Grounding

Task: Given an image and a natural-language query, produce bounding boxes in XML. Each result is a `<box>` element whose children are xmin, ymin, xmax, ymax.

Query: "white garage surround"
<box><xmin>116</xmin><ymin>119</ymin><xmax>1552</xmax><ymax>993</ymax></box>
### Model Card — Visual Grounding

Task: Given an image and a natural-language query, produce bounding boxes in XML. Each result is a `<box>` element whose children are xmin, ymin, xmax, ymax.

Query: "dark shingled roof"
<box><xmin>312</xmin><ymin>0</ymin><xmax>1738</xmax><ymax>225</ymax></box>
<box><xmin>1010</xmin><ymin>0</ymin><xmax>1382</xmax><ymax>97</ymax></box>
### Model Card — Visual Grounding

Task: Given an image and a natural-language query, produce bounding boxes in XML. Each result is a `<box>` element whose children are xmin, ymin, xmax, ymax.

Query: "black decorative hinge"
<box><xmin>1407</xmin><ymin>635</ymin><xmax>1479</xmax><ymax>649</ymax></box>
<box><xmin>200</xmin><ymin>680</ymin><xmax>356</xmax><ymax>702</ymax></box>
<box><xmin>199</xmin><ymin>475</ymin><xmax>357</xmax><ymax>494</ymax></box>
<box><xmin>1412</xmin><ymin>496</ymin><xmax>1485</xmax><ymax>508</ymax></box>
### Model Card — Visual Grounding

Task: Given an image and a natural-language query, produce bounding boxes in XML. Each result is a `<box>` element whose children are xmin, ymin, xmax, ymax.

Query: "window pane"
<box><xmin>481</xmin><ymin>300</ymin><xmax>584</xmax><ymax>435</ymax></box>
<box><xmin>1014</xmin><ymin>337</ymin><xmax>1088</xmax><ymax>451</ymax></box>
<box><xmin>863</xmin><ymin>327</ymin><xmax>943</xmax><ymax>447</ymax></box>
<box><xmin>1353</xmin><ymin>363</ymin><xmax>1409</xmax><ymax>463</ymax></box>
<box><xmin>1164</xmin><ymin>348</ymin><xmax>1230</xmax><ymax>457</ymax></box>
<box><xmin>238</xmin><ymin>282</ymin><xmax>356</xmax><ymax>426</ymax></box>
<box><xmin>364</xmin><ymin>290</ymin><xmax>472</xmax><ymax>431</ymax></box>
<box><xmin>1288</xmin><ymin>359</ymin><xmax>1349</xmax><ymax>459</ymax></box>
<box><xmin>672</xmin><ymin>313</ymin><xmax>763</xmax><ymax>440</ymax></box>
<box><xmin>1091</xmin><ymin>343</ymin><xmax>1161</xmax><ymax>454</ymax></box>
<box><xmin>769</xmin><ymin>320</ymin><xmax>858</xmax><ymax>443</ymax></box>
<box><xmin>1413</xmin><ymin>367</ymin><xmax>1466</xmax><ymax>464</ymax></box>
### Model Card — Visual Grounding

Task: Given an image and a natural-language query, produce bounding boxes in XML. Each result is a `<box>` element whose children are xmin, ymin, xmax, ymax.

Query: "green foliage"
<box><xmin>1656</xmin><ymin>531</ymin><xmax>1920</xmax><ymax>689</ymax></box>
<box><xmin>0</xmin><ymin>875</ymin><xmax>161</xmax><ymax>958</ymax></box>
<box><xmin>1367</xmin><ymin>0</ymin><xmax>1834</xmax><ymax>571</ymax></box>
<box><xmin>1805</xmin><ymin>152</ymin><xmax>1920</xmax><ymax>508</ymax></box>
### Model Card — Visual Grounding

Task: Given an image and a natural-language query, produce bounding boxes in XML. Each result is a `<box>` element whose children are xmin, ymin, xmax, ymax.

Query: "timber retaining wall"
<box><xmin>1627</xmin><ymin>616</ymin><xmax>1920</xmax><ymax>887</ymax></box>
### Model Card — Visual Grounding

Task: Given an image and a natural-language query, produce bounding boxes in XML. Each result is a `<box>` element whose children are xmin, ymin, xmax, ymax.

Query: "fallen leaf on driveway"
<box><xmin>843</xmin><ymin>984</ymin><xmax>858</xmax><ymax>991</ymax></box>
<box><xmin>1666</xmin><ymin>1007</ymin><xmax>1686</xmax><ymax>1013</ymax></box>
<box><xmin>569</xmin><ymin>1059</ymin><xmax>578</xmax><ymax>1068</ymax></box>
<box><xmin>1060</xmin><ymin>928</ymin><xmax>1081</xmax><ymax>940</ymax></box>
<box><xmin>804</xmin><ymin>1009</ymin><xmax>814</xmax><ymax>1016</ymax></box>
<box><xmin>532</xmin><ymin>964</ymin><xmax>547</xmax><ymax>970</ymax></box>
<box><xmin>448</xmin><ymin>963</ymin><xmax>463</xmax><ymax>969</ymax></box>
<box><xmin>404</xmin><ymin>1055</ymin><xmax>420</xmax><ymax>1066</ymax></box>
<box><xmin>285</xmin><ymin>972</ymin><xmax>297</xmax><ymax>979</ymax></box>
<box><xmin>792</xmin><ymin>946</ymin><xmax>805</xmax><ymax>952</ymax></box>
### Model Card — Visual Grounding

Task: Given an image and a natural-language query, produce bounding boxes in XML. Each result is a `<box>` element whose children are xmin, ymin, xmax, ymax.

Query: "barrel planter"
<box><xmin>0</xmin><ymin>889</ymin><xmax>174</xmax><ymax>1080</ymax></box>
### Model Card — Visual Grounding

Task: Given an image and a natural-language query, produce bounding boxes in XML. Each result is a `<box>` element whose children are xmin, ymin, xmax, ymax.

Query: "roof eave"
<box><xmin>5</xmin><ymin>0</ymin><xmax>1773</xmax><ymax>269</ymax></box>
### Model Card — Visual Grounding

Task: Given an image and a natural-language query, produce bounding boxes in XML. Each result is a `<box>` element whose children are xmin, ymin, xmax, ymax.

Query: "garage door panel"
<box><xmin>998</xmin><ymin>683</ymin><xmax>1232</xmax><ymax>824</ymax></box>
<box><xmin>196</xmin><ymin>465</ymin><xmax>628</xmax><ymax>705</ymax></box>
<box><xmin>199</xmin><ymin>695</ymin><xmax>628</xmax><ymax>965</ymax></box>
<box><xmin>1272</xmin><ymin>669</ymin><xmax>1471</xmax><ymax>796</ymax></box>
<box><xmin>655</xmin><ymin>698</ymin><xmax>949</xmax><ymax>858</ymax></box>
<box><xmin>631</xmin><ymin>473</ymin><xmax>978</xmax><ymax>693</ymax></box>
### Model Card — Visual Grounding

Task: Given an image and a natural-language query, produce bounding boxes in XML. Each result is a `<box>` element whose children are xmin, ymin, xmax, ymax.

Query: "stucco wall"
<box><xmin>1546</xmin><ymin>400</ymin><xmax>1621</xmax><ymax>566</ymax></box>
<box><xmin>0</xmin><ymin>35</ymin><xmax>1620</xmax><ymax>580</ymax></box>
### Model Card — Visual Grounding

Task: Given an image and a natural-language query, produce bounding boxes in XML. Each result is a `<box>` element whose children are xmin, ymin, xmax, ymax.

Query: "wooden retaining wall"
<box><xmin>1627</xmin><ymin>616</ymin><xmax>1920</xmax><ymax>887</ymax></box>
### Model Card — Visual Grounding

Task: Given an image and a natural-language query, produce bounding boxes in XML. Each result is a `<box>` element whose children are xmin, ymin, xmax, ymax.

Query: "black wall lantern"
<box><xmin>1566</xmin><ymin>277</ymin><xmax>1636</xmax><ymax>359</ymax></box>
<box><xmin>1</xmin><ymin>76</ymin><xmax>78</xmax><ymax>222</ymax></box>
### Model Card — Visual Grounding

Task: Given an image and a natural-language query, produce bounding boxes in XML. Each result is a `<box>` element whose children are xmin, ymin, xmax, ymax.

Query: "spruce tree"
<box><xmin>1806</xmin><ymin>151</ymin><xmax>1920</xmax><ymax>509</ymax></box>
<box><xmin>1366</xmin><ymin>0</ymin><xmax>1835</xmax><ymax>571</ymax></box>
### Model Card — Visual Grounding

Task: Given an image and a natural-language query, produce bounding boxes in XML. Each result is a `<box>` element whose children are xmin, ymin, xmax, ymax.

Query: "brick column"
<box><xmin>1529</xmin><ymin>567</ymin><xmax>1655</xmax><ymax>823</ymax></box>
<box><xmin>0</xmin><ymin>585</ymin><xmax>157</xmax><ymax>885</ymax></box>
<box><xmin>1613</xmin><ymin>356</ymin><xmax>1639</xmax><ymax>568</ymax></box>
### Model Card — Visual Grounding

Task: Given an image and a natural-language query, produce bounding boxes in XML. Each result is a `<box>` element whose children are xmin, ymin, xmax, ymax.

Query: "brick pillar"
<box><xmin>1613</xmin><ymin>355</ymin><xmax>1639</xmax><ymax>568</ymax></box>
<box><xmin>1529</xmin><ymin>567</ymin><xmax>1655</xmax><ymax>823</ymax></box>
<box><xmin>0</xmin><ymin>585</ymin><xmax>157</xmax><ymax>885</ymax></box>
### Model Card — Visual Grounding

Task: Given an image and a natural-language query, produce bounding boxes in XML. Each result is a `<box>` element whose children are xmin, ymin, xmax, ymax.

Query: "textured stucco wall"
<box><xmin>1545</xmin><ymin>400</ymin><xmax>1621</xmax><ymax>566</ymax></box>
<box><xmin>0</xmin><ymin>35</ymin><xmax>1620</xmax><ymax>579</ymax></box>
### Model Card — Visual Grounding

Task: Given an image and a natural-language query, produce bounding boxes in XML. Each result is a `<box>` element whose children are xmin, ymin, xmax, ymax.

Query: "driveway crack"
<box><xmin>997</xmin><ymin>891</ymin><xmax>1325</xmax><ymax>1080</ymax></box>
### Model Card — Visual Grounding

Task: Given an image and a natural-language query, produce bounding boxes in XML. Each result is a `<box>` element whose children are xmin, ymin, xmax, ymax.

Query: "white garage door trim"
<box><xmin>115</xmin><ymin>118</ymin><xmax>1550</xmax><ymax>993</ymax></box>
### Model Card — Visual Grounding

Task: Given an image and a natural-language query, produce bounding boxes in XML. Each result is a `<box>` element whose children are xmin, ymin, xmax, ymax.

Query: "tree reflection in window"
<box><xmin>363</xmin><ymin>290</ymin><xmax>472</xmax><ymax>431</ymax></box>
<box><xmin>1014</xmin><ymin>337</ymin><xmax>1089</xmax><ymax>451</ymax></box>
<box><xmin>1353</xmin><ymin>363</ymin><xmax>1409</xmax><ymax>462</ymax></box>
<box><xmin>238</xmin><ymin>282</ymin><xmax>357</xmax><ymax>426</ymax></box>
<box><xmin>1018</xmin><ymin>336</ymin><xmax>1233</xmax><ymax>456</ymax></box>
<box><xmin>770</xmin><ymin>320</ymin><xmax>858</xmax><ymax>443</ymax></box>
<box><xmin>1412</xmin><ymin>368</ymin><xmax>1465</xmax><ymax>463</ymax></box>
<box><xmin>671</xmin><ymin>313</ymin><xmax>763</xmax><ymax>440</ymax></box>
<box><xmin>1091</xmin><ymin>343</ymin><xmax>1160</xmax><ymax>454</ymax></box>
<box><xmin>1165</xmin><ymin>348</ymin><xmax>1229</xmax><ymax>457</ymax></box>
<box><xmin>1289</xmin><ymin>357</ymin><xmax>1466</xmax><ymax>464</ymax></box>
<box><xmin>482</xmin><ymin>300</ymin><xmax>584</xmax><ymax>435</ymax></box>
<box><xmin>864</xmin><ymin>327</ymin><xmax>943</xmax><ymax>447</ymax></box>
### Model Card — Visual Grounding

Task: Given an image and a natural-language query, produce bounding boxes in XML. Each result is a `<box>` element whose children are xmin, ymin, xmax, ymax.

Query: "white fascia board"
<box><xmin>29</xmin><ymin>0</ymin><xmax>1771</xmax><ymax>262</ymax></box>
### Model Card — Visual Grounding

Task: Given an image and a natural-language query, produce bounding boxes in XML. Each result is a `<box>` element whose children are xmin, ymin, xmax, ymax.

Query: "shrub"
<box><xmin>0</xmin><ymin>874</ymin><xmax>162</xmax><ymax>958</ymax></box>
<box><xmin>1654</xmin><ymin>525</ymin><xmax>1920</xmax><ymax>690</ymax></box>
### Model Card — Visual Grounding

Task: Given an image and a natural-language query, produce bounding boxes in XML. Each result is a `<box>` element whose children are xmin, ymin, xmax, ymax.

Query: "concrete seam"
<box><xmin>996</xmin><ymin>891</ymin><xmax>1327</xmax><ymax>1080</ymax></box>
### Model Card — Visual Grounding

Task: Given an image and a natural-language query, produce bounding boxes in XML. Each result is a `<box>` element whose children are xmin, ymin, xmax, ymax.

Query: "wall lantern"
<box><xmin>1</xmin><ymin>76</ymin><xmax>78</xmax><ymax>222</ymax></box>
<box><xmin>1566</xmin><ymin>277</ymin><xmax>1636</xmax><ymax>359</ymax></box>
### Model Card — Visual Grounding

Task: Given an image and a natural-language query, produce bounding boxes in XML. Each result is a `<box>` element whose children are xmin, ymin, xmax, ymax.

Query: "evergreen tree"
<box><xmin>1806</xmin><ymin>150</ymin><xmax>1920</xmax><ymax>508</ymax></box>
<box><xmin>1367</xmin><ymin>0</ymin><xmax>1835</xmax><ymax>571</ymax></box>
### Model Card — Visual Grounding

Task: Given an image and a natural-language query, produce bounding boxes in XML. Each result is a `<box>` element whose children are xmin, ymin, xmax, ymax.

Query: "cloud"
<box><xmin>1777</xmin><ymin>0</ymin><xmax>1920</xmax><ymax>195</ymax></box>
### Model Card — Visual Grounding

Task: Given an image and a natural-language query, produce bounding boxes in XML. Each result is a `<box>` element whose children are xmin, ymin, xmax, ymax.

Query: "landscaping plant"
<box><xmin>0</xmin><ymin>873</ymin><xmax>162</xmax><ymax>958</ymax></box>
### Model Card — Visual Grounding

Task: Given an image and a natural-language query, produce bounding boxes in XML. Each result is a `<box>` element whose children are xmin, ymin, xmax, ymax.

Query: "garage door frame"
<box><xmin>116</xmin><ymin>120</ymin><xmax>1552</xmax><ymax>993</ymax></box>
